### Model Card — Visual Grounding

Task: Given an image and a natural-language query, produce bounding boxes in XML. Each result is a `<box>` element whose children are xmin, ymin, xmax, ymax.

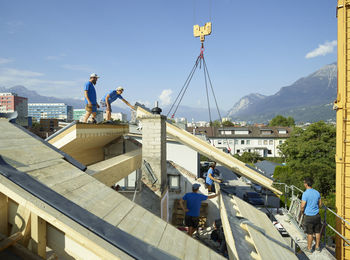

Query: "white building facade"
<box><xmin>188</xmin><ymin>126</ymin><xmax>291</xmax><ymax>157</ymax></box>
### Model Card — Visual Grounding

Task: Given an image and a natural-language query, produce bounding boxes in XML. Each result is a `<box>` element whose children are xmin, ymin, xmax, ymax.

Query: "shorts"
<box><xmin>185</xmin><ymin>215</ymin><xmax>199</xmax><ymax>228</ymax></box>
<box><xmin>100</xmin><ymin>100</ymin><xmax>112</xmax><ymax>112</ymax></box>
<box><xmin>206</xmin><ymin>183</ymin><xmax>215</xmax><ymax>193</ymax></box>
<box><xmin>85</xmin><ymin>104</ymin><xmax>97</xmax><ymax>113</ymax></box>
<box><xmin>303</xmin><ymin>214</ymin><xmax>321</xmax><ymax>234</ymax></box>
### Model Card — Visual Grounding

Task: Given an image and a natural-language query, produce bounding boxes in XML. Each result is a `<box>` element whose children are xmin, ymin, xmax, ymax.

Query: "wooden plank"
<box><xmin>31</xmin><ymin>213</ymin><xmax>46</xmax><ymax>258</ymax></box>
<box><xmin>234</xmin><ymin>197</ymin><xmax>297</xmax><ymax>260</ymax></box>
<box><xmin>0</xmin><ymin>174</ymin><xmax>132</xmax><ymax>260</ymax></box>
<box><xmin>103</xmin><ymin>199</ymin><xmax>135</xmax><ymax>226</ymax></box>
<box><xmin>0</xmin><ymin>193</ymin><xmax>8</xmax><ymax>236</ymax></box>
<box><xmin>136</xmin><ymin>106</ymin><xmax>281</xmax><ymax>195</ymax></box>
<box><xmin>88</xmin><ymin>149</ymin><xmax>142</xmax><ymax>186</ymax></box>
<box><xmin>158</xmin><ymin>224</ymin><xmax>186</xmax><ymax>258</ymax></box>
<box><xmin>0</xmin><ymin>232</ymin><xmax>23</xmax><ymax>251</ymax></box>
<box><xmin>28</xmin><ymin>161</ymin><xmax>83</xmax><ymax>188</ymax></box>
<box><xmin>63</xmin><ymin>180</ymin><xmax>111</xmax><ymax>209</ymax></box>
<box><xmin>118</xmin><ymin>205</ymin><xmax>167</xmax><ymax>247</ymax></box>
<box><xmin>9</xmin><ymin>204</ymin><xmax>31</xmax><ymax>247</ymax></box>
<box><xmin>183</xmin><ymin>234</ymin><xmax>199</xmax><ymax>260</ymax></box>
<box><xmin>84</xmin><ymin>190</ymin><xmax>125</xmax><ymax>219</ymax></box>
<box><xmin>51</xmin><ymin>173</ymin><xmax>95</xmax><ymax>195</ymax></box>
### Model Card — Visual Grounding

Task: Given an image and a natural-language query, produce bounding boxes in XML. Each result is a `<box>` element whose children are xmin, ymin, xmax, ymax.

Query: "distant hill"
<box><xmin>0</xmin><ymin>85</ymin><xmax>224</xmax><ymax>121</ymax></box>
<box><xmin>227</xmin><ymin>63</ymin><xmax>337</xmax><ymax>123</ymax></box>
<box><xmin>0</xmin><ymin>85</ymin><xmax>130</xmax><ymax>116</ymax></box>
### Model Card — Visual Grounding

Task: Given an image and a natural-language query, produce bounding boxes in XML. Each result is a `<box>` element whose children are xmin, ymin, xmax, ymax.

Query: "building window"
<box><xmin>234</xmin><ymin>140</ymin><xmax>238</xmax><ymax>144</ymax></box>
<box><xmin>269</xmin><ymin>140</ymin><xmax>273</xmax><ymax>145</ymax></box>
<box><xmin>258</xmin><ymin>140</ymin><xmax>262</xmax><ymax>145</ymax></box>
<box><xmin>268</xmin><ymin>150</ymin><xmax>272</xmax><ymax>155</ymax></box>
<box><xmin>248</xmin><ymin>149</ymin><xmax>251</xmax><ymax>152</ymax></box>
<box><xmin>263</xmin><ymin>140</ymin><xmax>268</xmax><ymax>145</ymax></box>
<box><xmin>279</xmin><ymin>140</ymin><xmax>283</xmax><ymax>144</ymax></box>
<box><xmin>168</xmin><ymin>175</ymin><xmax>180</xmax><ymax>190</ymax></box>
<box><xmin>246</xmin><ymin>140</ymin><xmax>250</xmax><ymax>145</ymax></box>
<box><xmin>236</xmin><ymin>149</ymin><xmax>240</xmax><ymax>154</ymax></box>
<box><xmin>217</xmin><ymin>140</ymin><xmax>222</xmax><ymax>145</ymax></box>
<box><xmin>241</xmin><ymin>140</ymin><xmax>245</xmax><ymax>145</ymax></box>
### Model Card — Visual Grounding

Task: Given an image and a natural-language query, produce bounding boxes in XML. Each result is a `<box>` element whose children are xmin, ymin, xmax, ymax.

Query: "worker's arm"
<box><xmin>122</xmin><ymin>98</ymin><xmax>135</xmax><ymax>110</ymax></box>
<box><xmin>207</xmin><ymin>193</ymin><xmax>219</xmax><ymax>199</ymax></box>
<box><xmin>209</xmin><ymin>174</ymin><xmax>222</xmax><ymax>183</ymax></box>
<box><xmin>179</xmin><ymin>198</ymin><xmax>188</xmax><ymax>213</ymax></box>
<box><xmin>84</xmin><ymin>91</ymin><xmax>91</xmax><ymax>105</ymax></box>
<box><xmin>300</xmin><ymin>200</ymin><xmax>306</xmax><ymax>214</ymax></box>
<box><xmin>318</xmin><ymin>198</ymin><xmax>322</xmax><ymax>208</ymax></box>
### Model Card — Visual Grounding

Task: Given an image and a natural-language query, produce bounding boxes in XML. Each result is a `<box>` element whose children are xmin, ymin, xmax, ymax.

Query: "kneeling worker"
<box><xmin>180</xmin><ymin>183</ymin><xmax>219</xmax><ymax>236</ymax></box>
<box><xmin>101</xmin><ymin>86</ymin><xmax>135</xmax><ymax>121</ymax></box>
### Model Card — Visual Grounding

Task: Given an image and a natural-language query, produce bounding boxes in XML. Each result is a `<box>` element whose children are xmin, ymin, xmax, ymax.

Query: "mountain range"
<box><xmin>227</xmin><ymin>62</ymin><xmax>337</xmax><ymax>123</ymax></box>
<box><xmin>0</xmin><ymin>85</ymin><xmax>131</xmax><ymax>116</ymax></box>
<box><xmin>0</xmin><ymin>63</ymin><xmax>338</xmax><ymax>123</ymax></box>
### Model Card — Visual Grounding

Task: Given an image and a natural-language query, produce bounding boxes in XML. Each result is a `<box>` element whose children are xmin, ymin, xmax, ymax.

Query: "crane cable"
<box><xmin>166</xmin><ymin>44</ymin><xmax>232</xmax><ymax>153</ymax></box>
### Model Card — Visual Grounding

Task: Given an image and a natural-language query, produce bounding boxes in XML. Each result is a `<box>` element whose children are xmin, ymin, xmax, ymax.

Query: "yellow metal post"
<box><xmin>336</xmin><ymin>1</ymin><xmax>350</xmax><ymax>259</ymax></box>
<box><xmin>193</xmin><ymin>22</ymin><xmax>212</xmax><ymax>42</ymax></box>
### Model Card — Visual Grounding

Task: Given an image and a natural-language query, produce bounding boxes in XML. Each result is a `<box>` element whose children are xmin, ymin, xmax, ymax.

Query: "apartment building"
<box><xmin>187</xmin><ymin>126</ymin><xmax>291</xmax><ymax>157</ymax></box>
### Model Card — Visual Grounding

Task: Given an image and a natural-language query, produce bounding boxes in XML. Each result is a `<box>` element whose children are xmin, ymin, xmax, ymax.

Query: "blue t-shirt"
<box><xmin>206</xmin><ymin>168</ymin><xmax>214</xmax><ymax>185</ymax></box>
<box><xmin>84</xmin><ymin>82</ymin><xmax>97</xmax><ymax>105</ymax></box>
<box><xmin>102</xmin><ymin>90</ymin><xmax>123</xmax><ymax>104</ymax></box>
<box><xmin>183</xmin><ymin>192</ymin><xmax>208</xmax><ymax>217</ymax></box>
<box><xmin>302</xmin><ymin>188</ymin><xmax>321</xmax><ymax>216</ymax></box>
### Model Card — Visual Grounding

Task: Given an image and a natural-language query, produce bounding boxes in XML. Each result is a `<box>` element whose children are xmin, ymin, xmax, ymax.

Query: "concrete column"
<box><xmin>140</xmin><ymin>114</ymin><xmax>167</xmax><ymax>193</ymax></box>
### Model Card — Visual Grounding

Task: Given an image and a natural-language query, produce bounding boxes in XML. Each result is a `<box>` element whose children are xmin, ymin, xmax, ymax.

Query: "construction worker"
<box><xmin>100</xmin><ymin>86</ymin><xmax>135</xmax><ymax>121</ymax></box>
<box><xmin>205</xmin><ymin>162</ymin><xmax>222</xmax><ymax>193</ymax></box>
<box><xmin>83</xmin><ymin>73</ymin><xmax>100</xmax><ymax>123</ymax></box>
<box><xmin>300</xmin><ymin>177</ymin><xmax>322</xmax><ymax>253</ymax></box>
<box><xmin>180</xmin><ymin>183</ymin><xmax>219</xmax><ymax>237</ymax></box>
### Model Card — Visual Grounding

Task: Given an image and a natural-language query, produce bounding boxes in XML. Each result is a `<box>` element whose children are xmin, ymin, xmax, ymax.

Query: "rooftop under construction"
<box><xmin>0</xmin><ymin>1</ymin><xmax>350</xmax><ymax>259</ymax></box>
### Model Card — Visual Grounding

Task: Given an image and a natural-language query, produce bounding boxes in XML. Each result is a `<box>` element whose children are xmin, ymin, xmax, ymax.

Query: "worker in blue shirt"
<box><xmin>180</xmin><ymin>183</ymin><xmax>219</xmax><ymax>236</ymax></box>
<box><xmin>83</xmin><ymin>73</ymin><xmax>100</xmax><ymax>123</ymax></box>
<box><xmin>205</xmin><ymin>162</ymin><xmax>222</xmax><ymax>193</ymax></box>
<box><xmin>300</xmin><ymin>177</ymin><xmax>322</xmax><ymax>253</ymax></box>
<box><xmin>100</xmin><ymin>86</ymin><xmax>134</xmax><ymax>121</ymax></box>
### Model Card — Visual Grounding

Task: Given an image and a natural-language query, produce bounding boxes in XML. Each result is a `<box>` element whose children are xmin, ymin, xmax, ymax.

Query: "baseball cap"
<box><xmin>116</xmin><ymin>86</ymin><xmax>124</xmax><ymax>91</ymax></box>
<box><xmin>90</xmin><ymin>73</ymin><xmax>100</xmax><ymax>78</ymax></box>
<box><xmin>192</xmin><ymin>183</ymin><xmax>201</xmax><ymax>190</ymax></box>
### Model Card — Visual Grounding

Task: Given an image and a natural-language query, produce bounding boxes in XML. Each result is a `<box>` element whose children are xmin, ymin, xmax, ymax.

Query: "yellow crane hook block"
<box><xmin>193</xmin><ymin>22</ymin><xmax>212</xmax><ymax>42</ymax></box>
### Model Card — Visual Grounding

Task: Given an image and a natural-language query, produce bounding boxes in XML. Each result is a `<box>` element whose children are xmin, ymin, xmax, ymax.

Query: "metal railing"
<box><xmin>274</xmin><ymin>183</ymin><xmax>350</xmax><ymax>247</ymax></box>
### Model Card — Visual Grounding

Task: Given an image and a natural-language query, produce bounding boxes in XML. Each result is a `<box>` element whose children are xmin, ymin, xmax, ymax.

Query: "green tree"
<box><xmin>222</xmin><ymin>120</ymin><xmax>234</xmax><ymax>127</ymax></box>
<box><xmin>269</xmin><ymin>115</ymin><xmax>295</xmax><ymax>127</ymax></box>
<box><xmin>240</xmin><ymin>152</ymin><xmax>262</xmax><ymax>163</ymax></box>
<box><xmin>211</xmin><ymin>120</ymin><xmax>221</xmax><ymax>127</ymax></box>
<box><xmin>276</xmin><ymin>121</ymin><xmax>336</xmax><ymax>196</ymax></box>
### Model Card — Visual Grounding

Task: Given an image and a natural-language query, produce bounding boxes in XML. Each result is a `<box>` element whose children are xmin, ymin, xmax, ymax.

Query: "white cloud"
<box><xmin>305</xmin><ymin>40</ymin><xmax>337</xmax><ymax>59</ymax></box>
<box><xmin>0</xmin><ymin>67</ymin><xmax>84</xmax><ymax>98</ymax></box>
<box><xmin>0</xmin><ymin>58</ymin><xmax>13</xmax><ymax>65</ymax></box>
<box><xmin>2</xmin><ymin>68</ymin><xmax>44</xmax><ymax>77</ymax></box>
<box><xmin>159</xmin><ymin>89</ymin><xmax>172</xmax><ymax>106</ymax></box>
<box><xmin>62</xmin><ymin>64</ymin><xmax>93</xmax><ymax>72</ymax></box>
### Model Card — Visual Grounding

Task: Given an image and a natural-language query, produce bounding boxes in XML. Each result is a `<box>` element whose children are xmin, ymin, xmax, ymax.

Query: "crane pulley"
<box><xmin>193</xmin><ymin>22</ymin><xmax>212</xmax><ymax>43</ymax></box>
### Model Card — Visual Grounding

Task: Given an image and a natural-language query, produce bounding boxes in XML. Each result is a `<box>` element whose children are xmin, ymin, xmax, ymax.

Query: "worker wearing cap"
<box><xmin>83</xmin><ymin>73</ymin><xmax>100</xmax><ymax>123</ymax></box>
<box><xmin>180</xmin><ymin>183</ymin><xmax>219</xmax><ymax>237</ymax></box>
<box><xmin>101</xmin><ymin>86</ymin><xmax>135</xmax><ymax>121</ymax></box>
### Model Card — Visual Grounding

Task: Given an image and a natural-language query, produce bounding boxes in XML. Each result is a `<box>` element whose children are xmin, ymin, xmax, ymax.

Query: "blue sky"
<box><xmin>0</xmin><ymin>0</ymin><xmax>337</xmax><ymax>111</ymax></box>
